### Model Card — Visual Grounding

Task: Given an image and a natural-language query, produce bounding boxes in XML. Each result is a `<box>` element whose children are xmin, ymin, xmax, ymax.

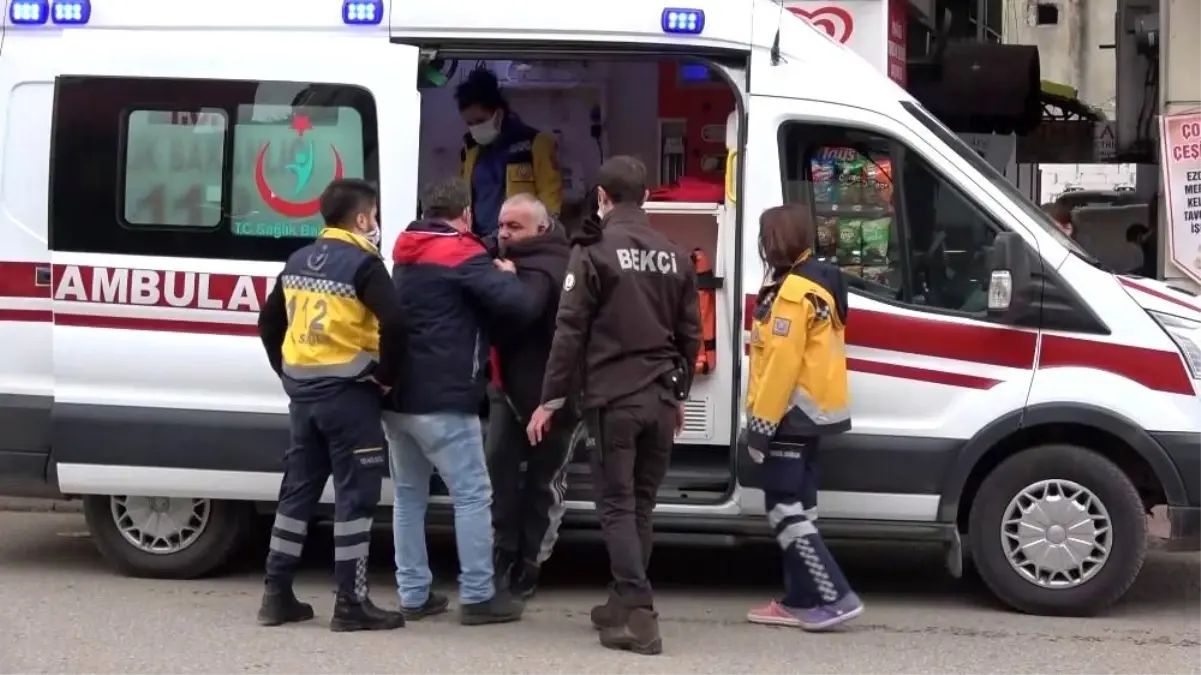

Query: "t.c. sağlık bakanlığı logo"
<box><xmin>253</xmin><ymin>114</ymin><xmax>345</xmax><ymax>219</ymax></box>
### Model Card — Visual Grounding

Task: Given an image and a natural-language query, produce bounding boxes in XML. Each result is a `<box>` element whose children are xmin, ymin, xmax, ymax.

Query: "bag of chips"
<box><xmin>860</xmin><ymin>217</ymin><xmax>892</xmax><ymax>265</ymax></box>
<box><xmin>834</xmin><ymin>154</ymin><xmax>866</xmax><ymax>204</ymax></box>
<box><xmin>816</xmin><ymin>216</ymin><xmax>839</xmax><ymax>258</ymax></box>
<box><xmin>836</xmin><ymin>218</ymin><xmax>862</xmax><ymax>265</ymax></box>
<box><xmin>865</xmin><ymin>155</ymin><xmax>894</xmax><ymax>205</ymax></box>
<box><xmin>811</xmin><ymin>155</ymin><xmax>837</xmax><ymax>203</ymax></box>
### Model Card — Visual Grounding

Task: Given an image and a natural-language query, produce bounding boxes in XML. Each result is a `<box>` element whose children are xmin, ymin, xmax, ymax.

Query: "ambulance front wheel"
<box><xmin>967</xmin><ymin>444</ymin><xmax>1148</xmax><ymax>617</ymax></box>
<box><xmin>83</xmin><ymin>495</ymin><xmax>254</xmax><ymax>580</ymax></box>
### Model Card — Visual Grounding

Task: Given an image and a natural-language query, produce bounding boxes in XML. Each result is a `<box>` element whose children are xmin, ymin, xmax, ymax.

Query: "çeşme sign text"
<box><xmin>1159</xmin><ymin>111</ymin><xmax>1201</xmax><ymax>285</ymax></box>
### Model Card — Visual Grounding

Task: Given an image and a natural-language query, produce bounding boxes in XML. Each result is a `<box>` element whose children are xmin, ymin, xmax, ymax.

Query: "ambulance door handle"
<box><xmin>35</xmin><ymin>266</ymin><xmax>51</xmax><ymax>286</ymax></box>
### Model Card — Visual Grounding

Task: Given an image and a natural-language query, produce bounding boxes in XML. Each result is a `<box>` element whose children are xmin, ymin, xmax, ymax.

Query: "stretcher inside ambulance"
<box><xmin>0</xmin><ymin>0</ymin><xmax>1197</xmax><ymax>617</ymax></box>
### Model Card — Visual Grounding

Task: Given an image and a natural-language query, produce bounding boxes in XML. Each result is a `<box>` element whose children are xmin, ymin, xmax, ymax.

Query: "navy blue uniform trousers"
<box><xmin>763</xmin><ymin>438</ymin><xmax>853</xmax><ymax>608</ymax></box>
<box><xmin>264</xmin><ymin>383</ymin><xmax>386</xmax><ymax>601</ymax></box>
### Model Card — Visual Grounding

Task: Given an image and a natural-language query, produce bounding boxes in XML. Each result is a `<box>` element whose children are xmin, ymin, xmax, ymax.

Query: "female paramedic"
<box><xmin>456</xmin><ymin>68</ymin><xmax>563</xmax><ymax>238</ymax></box>
<box><xmin>743</xmin><ymin>204</ymin><xmax>865</xmax><ymax>631</ymax></box>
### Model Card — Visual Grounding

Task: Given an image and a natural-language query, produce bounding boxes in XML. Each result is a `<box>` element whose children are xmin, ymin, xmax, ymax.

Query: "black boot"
<box><xmin>329</xmin><ymin>595</ymin><xmax>406</xmax><ymax>632</ymax></box>
<box><xmin>512</xmin><ymin>562</ymin><xmax>540</xmax><ymax>600</ymax></box>
<box><xmin>257</xmin><ymin>584</ymin><xmax>315</xmax><ymax>627</ymax></box>
<box><xmin>460</xmin><ymin>590</ymin><xmax>524</xmax><ymax>626</ymax></box>
<box><xmin>399</xmin><ymin>592</ymin><xmax>450</xmax><ymax>621</ymax></box>
<box><xmin>493</xmin><ymin>549</ymin><xmax>518</xmax><ymax>593</ymax></box>
<box><xmin>599</xmin><ymin>608</ymin><xmax>662</xmax><ymax>655</ymax></box>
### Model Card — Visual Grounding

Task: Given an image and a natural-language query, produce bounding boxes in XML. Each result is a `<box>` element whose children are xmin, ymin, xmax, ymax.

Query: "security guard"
<box><xmin>527</xmin><ymin>156</ymin><xmax>701</xmax><ymax>656</ymax></box>
<box><xmin>255</xmin><ymin>178</ymin><xmax>406</xmax><ymax>633</ymax></box>
<box><xmin>742</xmin><ymin>204</ymin><xmax>864</xmax><ymax>631</ymax></box>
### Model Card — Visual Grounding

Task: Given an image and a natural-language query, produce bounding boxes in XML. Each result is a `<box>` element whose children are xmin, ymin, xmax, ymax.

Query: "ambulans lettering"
<box><xmin>615</xmin><ymin>248</ymin><xmax>678</xmax><ymax>275</ymax></box>
<box><xmin>52</xmin><ymin>265</ymin><xmax>272</xmax><ymax>313</ymax></box>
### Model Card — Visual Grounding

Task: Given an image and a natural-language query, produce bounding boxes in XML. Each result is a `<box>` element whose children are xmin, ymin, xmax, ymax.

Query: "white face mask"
<box><xmin>364</xmin><ymin>226</ymin><xmax>381</xmax><ymax>248</ymax></box>
<box><xmin>468</xmin><ymin>113</ymin><xmax>500</xmax><ymax>145</ymax></box>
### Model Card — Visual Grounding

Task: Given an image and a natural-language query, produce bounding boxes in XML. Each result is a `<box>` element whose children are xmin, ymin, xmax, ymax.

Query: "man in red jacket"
<box><xmin>486</xmin><ymin>194</ymin><xmax>575</xmax><ymax>600</ymax></box>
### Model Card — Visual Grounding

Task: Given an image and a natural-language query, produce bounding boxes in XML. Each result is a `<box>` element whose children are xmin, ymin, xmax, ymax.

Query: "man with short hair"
<box><xmin>384</xmin><ymin>176</ymin><xmax>535</xmax><ymax>626</ymax></box>
<box><xmin>1041</xmin><ymin>201</ymin><xmax>1075</xmax><ymax>238</ymax></box>
<box><xmin>486</xmin><ymin>193</ymin><xmax>574</xmax><ymax>600</ymax></box>
<box><xmin>527</xmin><ymin>156</ymin><xmax>702</xmax><ymax>655</ymax></box>
<box><xmin>256</xmin><ymin>178</ymin><xmax>405</xmax><ymax>632</ymax></box>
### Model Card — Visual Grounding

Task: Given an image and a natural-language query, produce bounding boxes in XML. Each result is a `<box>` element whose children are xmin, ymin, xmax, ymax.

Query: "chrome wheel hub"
<box><xmin>1001</xmin><ymin>479</ymin><xmax>1112</xmax><ymax>588</ymax></box>
<box><xmin>110</xmin><ymin>495</ymin><xmax>211</xmax><ymax>555</ymax></box>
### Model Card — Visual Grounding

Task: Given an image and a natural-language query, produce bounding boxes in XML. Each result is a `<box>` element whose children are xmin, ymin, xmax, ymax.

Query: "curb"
<box><xmin>0</xmin><ymin>497</ymin><xmax>83</xmax><ymax>513</ymax></box>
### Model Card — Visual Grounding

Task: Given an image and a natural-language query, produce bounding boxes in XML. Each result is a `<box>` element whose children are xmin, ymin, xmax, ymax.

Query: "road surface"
<box><xmin>0</xmin><ymin>512</ymin><xmax>1197</xmax><ymax>674</ymax></box>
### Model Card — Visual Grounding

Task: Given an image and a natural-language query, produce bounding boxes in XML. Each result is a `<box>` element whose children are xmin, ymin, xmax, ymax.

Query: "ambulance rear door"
<box><xmin>47</xmin><ymin>29</ymin><xmax>420</xmax><ymax>498</ymax></box>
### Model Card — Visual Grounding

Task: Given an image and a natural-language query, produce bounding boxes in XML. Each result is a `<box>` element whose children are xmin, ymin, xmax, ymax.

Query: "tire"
<box><xmin>83</xmin><ymin>495</ymin><xmax>254</xmax><ymax>580</ymax></box>
<box><xmin>967</xmin><ymin>443</ymin><xmax>1147</xmax><ymax>617</ymax></box>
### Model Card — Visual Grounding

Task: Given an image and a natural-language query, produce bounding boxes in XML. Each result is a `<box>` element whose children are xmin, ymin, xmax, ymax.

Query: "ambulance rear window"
<box><xmin>49</xmin><ymin>76</ymin><xmax>379</xmax><ymax>263</ymax></box>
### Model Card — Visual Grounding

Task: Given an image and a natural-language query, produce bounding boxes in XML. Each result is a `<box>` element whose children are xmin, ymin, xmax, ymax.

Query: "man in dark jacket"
<box><xmin>527</xmin><ymin>157</ymin><xmax>702</xmax><ymax>655</ymax></box>
<box><xmin>485</xmin><ymin>194</ymin><xmax>575</xmax><ymax>600</ymax></box>
<box><xmin>384</xmin><ymin>177</ymin><xmax>535</xmax><ymax>626</ymax></box>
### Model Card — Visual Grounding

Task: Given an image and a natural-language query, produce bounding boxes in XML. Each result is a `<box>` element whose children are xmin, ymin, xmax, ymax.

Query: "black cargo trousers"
<box><xmin>485</xmin><ymin>388</ymin><xmax>576</xmax><ymax>575</ymax></box>
<box><xmin>583</xmin><ymin>382</ymin><xmax>678</xmax><ymax>610</ymax></box>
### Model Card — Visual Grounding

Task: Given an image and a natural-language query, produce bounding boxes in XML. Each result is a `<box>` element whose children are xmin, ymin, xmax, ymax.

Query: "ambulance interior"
<box><xmin>414</xmin><ymin>56</ymin><xmax>741</xmax><ymax>504</ymax></box>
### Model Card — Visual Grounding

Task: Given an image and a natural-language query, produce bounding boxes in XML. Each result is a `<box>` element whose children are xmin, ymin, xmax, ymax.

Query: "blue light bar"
<box><xmin>9</xmin><ymin>0</ymin><xmax>49</xmax><ymax>25</ymax></box>
<box><xmin>50</xmin><ymin>0</ymin><xmax>90</xmax><ymax>25</ymax></box>
<box><xmin>342</xmin><ymin>0</ymin><xmax>382</xmax><ymax>26</ymax></box>
<box><xmin>661</xmin><ymin>8</ymin><xmax>704</xmax><ymax>35</ymax></box>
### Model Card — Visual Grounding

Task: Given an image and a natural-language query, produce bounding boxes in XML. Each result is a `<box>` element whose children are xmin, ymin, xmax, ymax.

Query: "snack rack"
<box><xmin>810</xmin><ymin>146</ymin><xmax>897</xmax><ymax>288</ymax></box>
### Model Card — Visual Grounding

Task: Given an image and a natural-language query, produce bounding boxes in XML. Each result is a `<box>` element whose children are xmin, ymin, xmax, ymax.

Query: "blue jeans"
<box><xmin>384</xmin><ymin>411</ymin><xmax>495</xmax><ymax>607</ymax></box>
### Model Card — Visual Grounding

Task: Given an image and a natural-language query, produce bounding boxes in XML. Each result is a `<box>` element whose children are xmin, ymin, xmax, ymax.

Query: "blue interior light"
<box><xmin>49</xmin><ymin>0</ymin><xmax>90</xmax><ymax>25</ymax></box>
<box><xmin>9</xmin><ymin>0</ymin><xmax>49</xmax><ymax>25</ymax></box>
<box><xmin>661</xmin><ymin>8</ymin><xmax>705</xmax><ymax>35</ymax></box>
<box><xmin>342</xmin><ymin>0</ymin><xmax>382</xmax><ymax>26</ymax></box>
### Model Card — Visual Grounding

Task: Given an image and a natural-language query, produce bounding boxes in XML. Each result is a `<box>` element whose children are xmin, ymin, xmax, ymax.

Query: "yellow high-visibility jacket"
<box><xmin>461</xmin><ymin>121</ymin><xmax>563</xmax><ymax>218</ymax></box>
<box><xmin>745</xmin><ymin>252</ymin><xmax>851</xmax><ymax>451</ymax></box>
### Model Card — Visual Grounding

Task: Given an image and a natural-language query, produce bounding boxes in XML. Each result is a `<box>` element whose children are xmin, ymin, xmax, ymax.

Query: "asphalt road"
<box><xmin>0</xmin><ymin>512</ymin><xmax>1197</xmax><ymax>675</ymax></box>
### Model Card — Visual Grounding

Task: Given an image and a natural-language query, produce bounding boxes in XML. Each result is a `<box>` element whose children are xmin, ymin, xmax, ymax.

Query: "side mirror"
<box><xmin>987</xmin><ymin>232</ymin><xmax>1034</xmax><ymax>320</ymax></box>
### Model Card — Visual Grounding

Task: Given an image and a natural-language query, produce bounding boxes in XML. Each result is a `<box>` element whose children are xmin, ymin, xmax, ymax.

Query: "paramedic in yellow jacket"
<box><xmin>455</xmin><ymin>68</ymin><xmax>562</xmax><ymax>238</ymax></box>
<box><xmin>742</xmin><ymin>204</ymin><xmax>864</xmax><ymax>632</ymax></box>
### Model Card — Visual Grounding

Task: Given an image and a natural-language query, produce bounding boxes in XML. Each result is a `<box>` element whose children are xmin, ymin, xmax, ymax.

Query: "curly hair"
<box><xmin>454</xmin><ymin>68</ymin><xmax>509</xmax><ymax>113</ymax></box>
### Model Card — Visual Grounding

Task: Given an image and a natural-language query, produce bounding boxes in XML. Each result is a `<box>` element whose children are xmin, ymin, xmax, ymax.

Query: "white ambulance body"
<box><xmin>0</xmin><ymin>0</ymin><xmax>1197</xmax><ymax>616</ymax></box>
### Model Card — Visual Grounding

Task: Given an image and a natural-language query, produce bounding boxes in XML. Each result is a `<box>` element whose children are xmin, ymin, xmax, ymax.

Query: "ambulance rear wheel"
<box><xmin>968</xmin><ymin>444</ymin><xmax>1147</xmax><ymax>616</ymax></box>
<box><xmin>84</xmin><ymin>495</ymin><xmax>253</xmax><ymax>580</ymax></box>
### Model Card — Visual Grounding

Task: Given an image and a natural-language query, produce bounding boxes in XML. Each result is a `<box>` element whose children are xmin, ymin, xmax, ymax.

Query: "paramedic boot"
<box><xmin>599</xmin><ymin>608</ymin><xmax>662</xmax><ymax>655</ymax></box>
<box><xmin>330</xmin><ymin>595</ymin><xmax>406</xmax><ymax>632</ymax></box>
<box><xmin>256</xmin><ymin>583</ymin><xmax>315</xmax><ymax>627</ymax></box>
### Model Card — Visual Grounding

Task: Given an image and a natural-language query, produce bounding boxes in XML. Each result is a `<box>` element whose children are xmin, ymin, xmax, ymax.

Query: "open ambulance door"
<box><xmin>47</xmin><ymin>31</ymin><xmax>421</xmax><ymax>500</ymax></box>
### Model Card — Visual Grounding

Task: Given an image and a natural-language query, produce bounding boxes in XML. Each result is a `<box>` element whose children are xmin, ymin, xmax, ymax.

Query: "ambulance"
<box><xmin>0</xmin><ymin>0</ymin><xmax>1197</xmax><ymax>617</ymax></box>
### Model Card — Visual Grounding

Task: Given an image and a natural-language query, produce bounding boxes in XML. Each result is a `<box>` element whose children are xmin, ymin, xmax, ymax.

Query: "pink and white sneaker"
<box><xmin>746</xmin><ymin>600</ymin><xmax>802</xmax><ymax>627</ymax></box>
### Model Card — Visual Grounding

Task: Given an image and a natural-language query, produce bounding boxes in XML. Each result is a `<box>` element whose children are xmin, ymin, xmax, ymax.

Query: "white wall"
<box><xmin>1003</xmin><ymin>0</ymin><xmax>1117</xmax><ymax>117</ymax></box>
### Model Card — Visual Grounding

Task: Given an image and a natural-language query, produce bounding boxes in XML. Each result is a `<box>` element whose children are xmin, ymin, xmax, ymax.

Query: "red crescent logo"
<box><xmin>253</xmin><ymin>143</ymin><xmax>345</xmax><ymax>219</ymax></box>
<box><xmin>788</xmin><ymin>6</ymin><xmax>855</xmax><ymax>44</ymax></box>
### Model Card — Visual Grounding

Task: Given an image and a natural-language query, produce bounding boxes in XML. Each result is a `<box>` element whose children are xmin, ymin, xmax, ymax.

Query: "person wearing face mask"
<box><xmin>254</xmin><ymin>178</ymin><xmax>406</xmax><ymax>632</ymax></box>
<box><xmin>526</xmin><ymin>156</ymin><xmax>701</xmax><ymax>656</ymax></box>
<box><xmin>457</xmin><ymin>68</ymin><xmax>563</xmax><ymax>239</ymax></box>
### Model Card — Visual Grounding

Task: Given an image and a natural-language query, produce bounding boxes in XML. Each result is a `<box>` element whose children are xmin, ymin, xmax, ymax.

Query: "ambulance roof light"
<box><xmin>342</xmin><ymin>0</ymin><xmax>382</xmax><ymax>26</ymax></box>
<box><xmin>661</xmin><ymin>8</ymin><xmax>704</xmax><ymax>35</ymax></box>
<box><xmin>50</xmin><ymin>0</ymin><xmax>90</xmax><ymax>25</ymax></box>
<box><xmin>9</xmin><ymin>0</ymin><xmax>48</xmax><ymax>25</ymax></box>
